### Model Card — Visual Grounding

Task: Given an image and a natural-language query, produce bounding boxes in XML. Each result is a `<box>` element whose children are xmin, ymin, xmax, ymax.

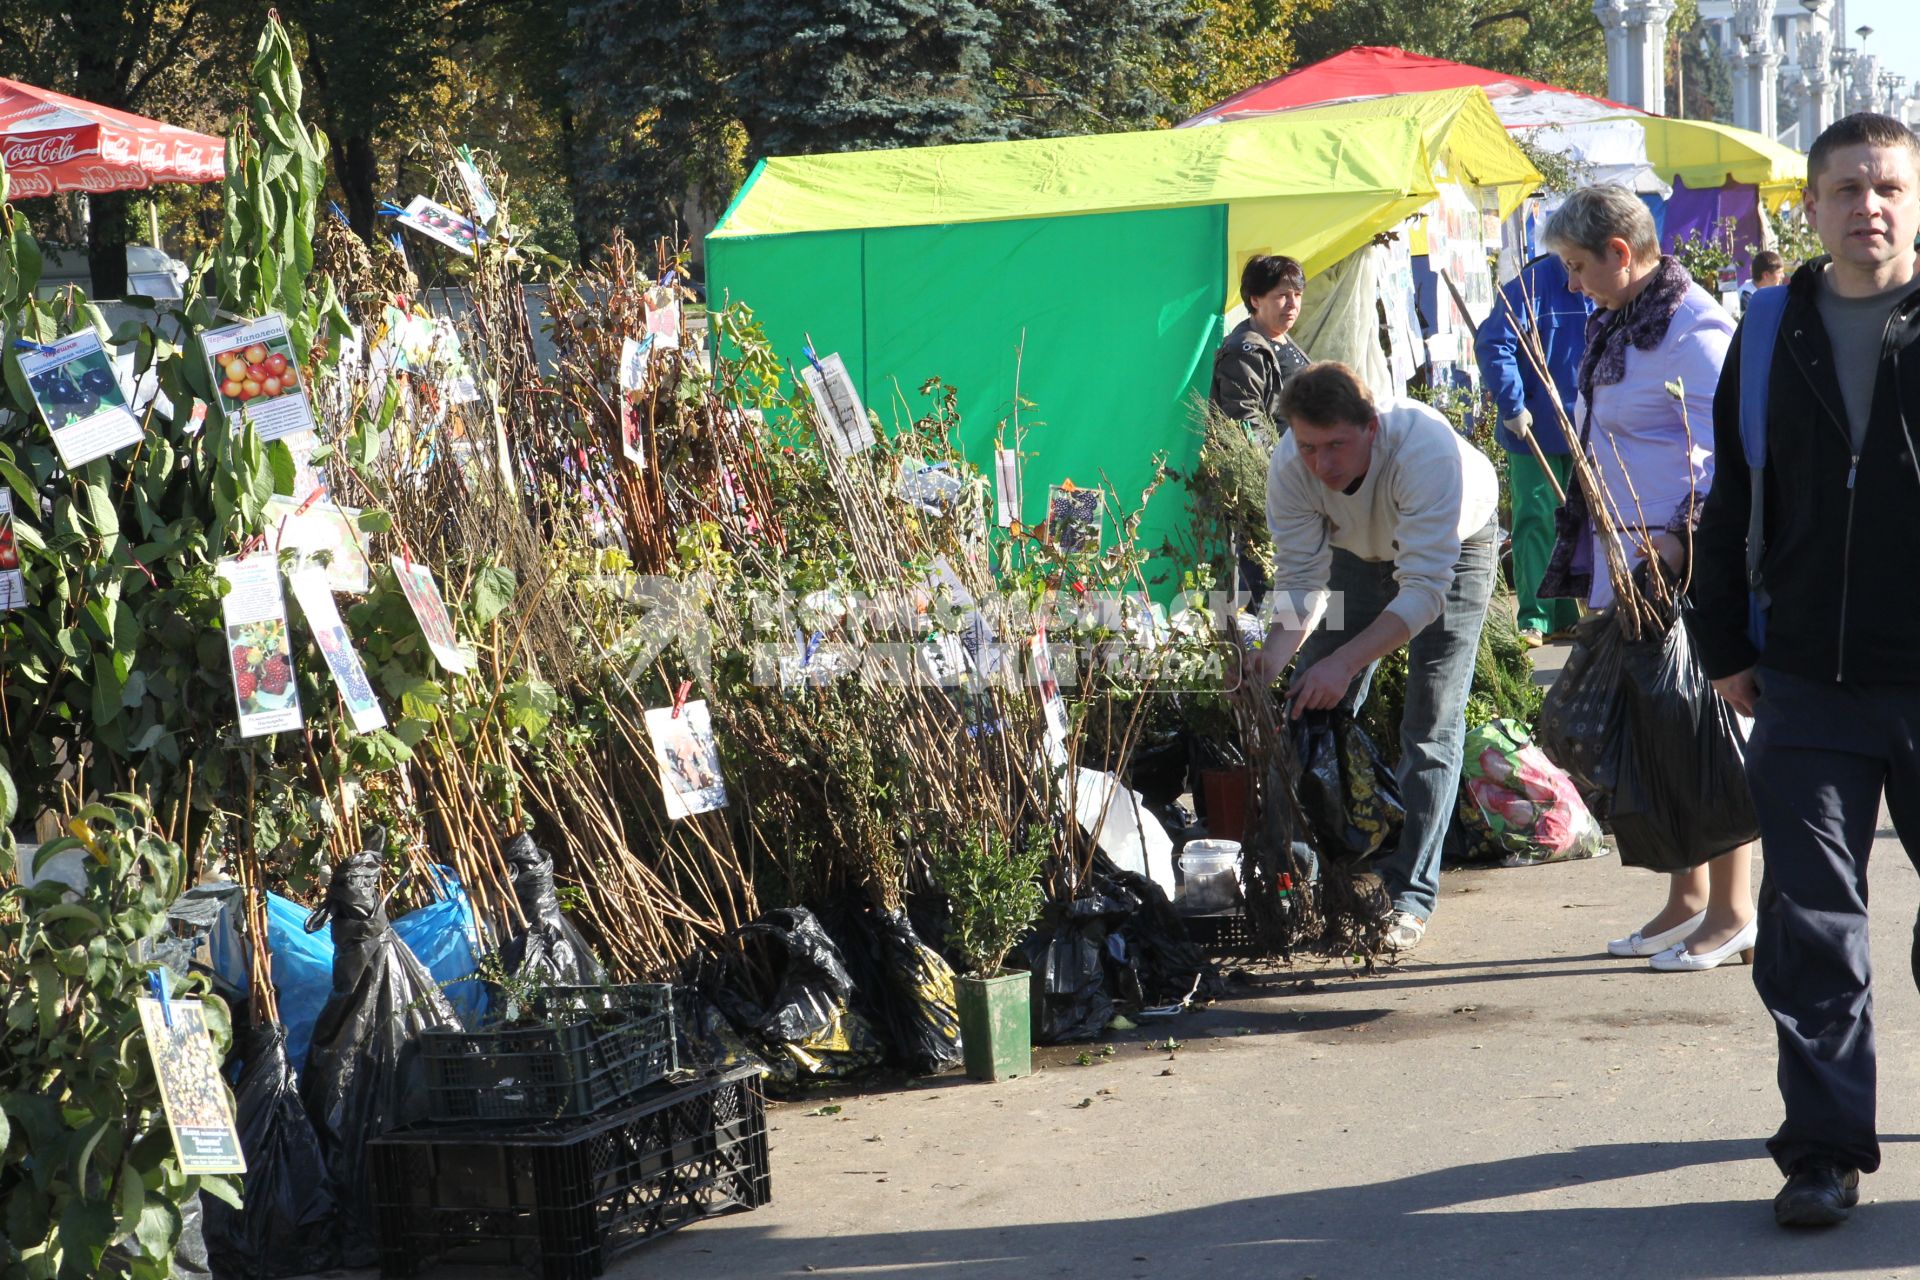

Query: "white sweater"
<box><xmin>1264</xmin><ymin>398</ymin><xmax>1500</xmax><ymax>636</ymax></box>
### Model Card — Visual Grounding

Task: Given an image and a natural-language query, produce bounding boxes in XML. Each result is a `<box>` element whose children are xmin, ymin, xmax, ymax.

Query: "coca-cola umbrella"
<box><xmin>0</xmin><ymin>76</ymin><xmax>224</xmax><ymax>199</ymax></box>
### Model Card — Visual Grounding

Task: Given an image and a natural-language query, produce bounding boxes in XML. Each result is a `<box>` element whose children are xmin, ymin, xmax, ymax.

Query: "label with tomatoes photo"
<box><xmin>18</xmin><ymin>330</ymin><xmax>145</xmax><ymax>469</ymax></box>
<box><xmin>202</xmin><ymin>314</ymin><xmax>317</xmax><ymax>443</ymax></box>
<box><xmin>0</xmin><ymin>491</ymin><xmax>24</xmax><ymax>611</ymax></box>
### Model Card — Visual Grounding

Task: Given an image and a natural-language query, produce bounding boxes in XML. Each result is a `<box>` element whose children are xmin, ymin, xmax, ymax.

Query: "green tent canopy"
<box><xmin>706</xmin><ymin>88</ymin><xmax>1539</xmax><ymax>590</ymax></box>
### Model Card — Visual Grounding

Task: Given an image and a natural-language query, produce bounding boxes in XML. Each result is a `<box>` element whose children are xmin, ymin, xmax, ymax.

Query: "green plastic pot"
<box><xmin>955</xmin><ymin>967</ymin><xmax>1031</xmax><ymax>1081</ymax></box>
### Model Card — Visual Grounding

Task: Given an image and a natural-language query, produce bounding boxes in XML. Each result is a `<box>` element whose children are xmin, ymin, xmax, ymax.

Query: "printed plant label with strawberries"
<box><xmin>0</xmin><ymin>490</ymin><xmax>24</xmax><ymax>611</ymax></box>
<box><xmin>19</xmin><ymin>330</ymin><xmax>145</xmax><ymax>468</ymax></box>
<box><xmin>218</xmin><ymin>554</ymin><xmax>304</xmax><ymax>737</ymax></box>
<box><xmin>202</xmin><ymin>314</ymin><xmax>317</xmax><ymax>442</ymax></box>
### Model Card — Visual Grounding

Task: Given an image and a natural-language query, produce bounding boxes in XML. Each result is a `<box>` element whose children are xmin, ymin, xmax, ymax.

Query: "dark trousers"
<box><xmin>1748</xmin><ymin>669</ymin><xmax>1920</xmax><ymax>1174</ymax></box>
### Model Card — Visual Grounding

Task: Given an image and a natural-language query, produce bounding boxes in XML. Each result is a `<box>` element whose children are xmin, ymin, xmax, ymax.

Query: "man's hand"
<box><xmin>1648</xmin><ymin>531</ymin><xmax>1687</xmax><ymax>573</ymax></box>
<box><xmin>1238</xmin><ymin>643</ymin><xmax>1285</xmax><ymax>691</ymax></box>
<box><xmin>1287</xmin><ymin>655</ymin><xmax>1355</xmax><ymax>719</ymax></box>
<box><xmin>1502</xmin><ymin>409</ymin><xmax>1534</xmax><ymax>441</ymax></box>
<box><xmin>1712</xmin><ymin>667</ymin><xmax>1759</xmax><ymax>717</ymax></box>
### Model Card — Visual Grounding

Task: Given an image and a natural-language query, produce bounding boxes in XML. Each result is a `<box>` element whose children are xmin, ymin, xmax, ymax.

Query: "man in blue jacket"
<box><xmin>1474</xmin><ymin>253</ymin><xmax>1589</xmax><ymax>644</ymax></box>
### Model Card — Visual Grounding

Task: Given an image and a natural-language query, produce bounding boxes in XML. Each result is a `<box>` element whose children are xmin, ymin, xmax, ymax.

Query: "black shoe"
<box><xmin>1774</xmin><ymin>1162</ymin><xmax>1860</xmax><ymax>1228</ymax></box>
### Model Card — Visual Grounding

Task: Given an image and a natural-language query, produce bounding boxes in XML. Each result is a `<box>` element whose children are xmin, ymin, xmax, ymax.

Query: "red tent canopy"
<box><xmin>0</xmin><ymin>77</ymin><xmax>224</xmax><ymax>199</ymax></box>
<box><xmin>1183</xmin><ymin>46</ymin><xmax>1641</xmax><ymax>129</ymax></box>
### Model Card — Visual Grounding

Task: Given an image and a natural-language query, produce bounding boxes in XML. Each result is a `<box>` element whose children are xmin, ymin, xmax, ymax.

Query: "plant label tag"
<box><xmin>0</xmin><ymin>490</ymin><xmax>23</xmax><ymax>611</ymax></box>
<box><xmin>620</xmin><ymin>394</ymin><xmax>647</xmax><ymax>468</ymax></box>
<box><xmin>396</xmin><ymin>194</ymin><xmax>486</xmax><ymax>256</ymax></box>
<box><xmin>798</xmin><ymin>351</ymin><xmax>874</xmax><ymax>455</ymax></box>
<box><xmin>203</xmin><ymin>314</ymin><xmax>317</xmax><ymax>443</ymax></box>
<box><xmin>113</xmin><ymin>344</ymin><xmax>174</xmax><ymax>421</ymax></box>
<box><xmin>1047</xmin><ymin>484</ymin><xmax>1101</xmax><ymax>553</ymax></box>
<box><xmin>645</xmin><ymin>699</ymin><xmax>729</xmax><ymax>819</ymax></box>
<box><xmin>219</xmin><ymin>554</ymin><xmax>304</xmax><ymax>738</ymax></box>
<box><xmin>644</xmin><ymin>294</ymin><xmax>680</xmax><ymax>340</ymax></box>
<box><xmin>994</xmin><ymin>448</ymin><xmax>1019</xmax><ymax>527</ymax></box>
<box><xmin>137</xmin><ymin>996</ymin><xmax>247</xmax><ymax>1175</ymax></box>
<box><xmin>618</xmin><ymin>335</ymin><xmax>656</xmax><ymax>392</ymax></box>
<box><xmin>390</xmin><ymin>556</ymin><xmax>471</xmax><ymax>674</ymax></box>
<box><xmin>454</xmin><ymin>152</ymin><xmax>498</xmax><ymax>224</ymax></box>
<box><xmin>19</xmin><ymin>329</ymin><xmax>144</xmax><ymax>468</ymax></box>
<box><xmin>289</xmin><ymin>568</ymin><xmax>387</xmax><ymax>732</ymax></box>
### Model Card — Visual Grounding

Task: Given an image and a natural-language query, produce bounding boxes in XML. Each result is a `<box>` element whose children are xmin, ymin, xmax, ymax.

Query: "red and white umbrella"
<box><xmin>0</xmin><ymin>76</ymin><xmax>224</xmax><ymax>199</ymax></box>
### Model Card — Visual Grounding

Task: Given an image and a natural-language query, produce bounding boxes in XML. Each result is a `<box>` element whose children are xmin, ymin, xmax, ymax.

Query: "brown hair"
<box><xmin>1280</xmin><ymin>361</ymin><xmax>1375</xmax><ymax>429</ymax></box>
<box><xmin>1752</xmin><ymin>249</ymin><xmax>1784</xmax><ymax>277</ymax></box>
<box><xmin>1808</xmin><ymin>113</ymin><xmax>1920</xmax><ymax>193</ymax></box>
<box><xmin>1239</xmin><ymin>254</ymin><xmax>1306</xmax><ymax>310</ymax></box>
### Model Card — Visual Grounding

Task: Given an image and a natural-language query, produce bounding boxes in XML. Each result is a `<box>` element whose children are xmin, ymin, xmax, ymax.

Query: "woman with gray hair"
<box><xmin>1537</xmin><ymin>183</ymin><xmax>1759</xmax><ymax>972</ymax></box>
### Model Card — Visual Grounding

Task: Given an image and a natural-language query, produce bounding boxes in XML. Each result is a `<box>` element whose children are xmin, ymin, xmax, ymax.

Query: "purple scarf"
<box><xmin>1576</xmin><ymin>255</ymin><xmax>1695</xmax><ymax>403</ymax></box>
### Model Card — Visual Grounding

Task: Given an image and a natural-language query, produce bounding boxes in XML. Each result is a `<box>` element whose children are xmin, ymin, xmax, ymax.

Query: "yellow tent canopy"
<box><xmin>713</xmin><ymin>86</ymin><xmax>1541</xmax><ymax>297</ymax></box>
<box><xmin>1617</xmin><ymin>114</ymin><xmax>1807</xmax><ymax>206</ymax></box>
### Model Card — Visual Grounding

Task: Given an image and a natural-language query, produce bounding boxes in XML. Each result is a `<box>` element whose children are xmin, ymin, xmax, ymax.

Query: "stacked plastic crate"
<box><xmin>369</xmin><ymin>984</ymin><xmax>770</xmax><ymax>1279</ymax></box>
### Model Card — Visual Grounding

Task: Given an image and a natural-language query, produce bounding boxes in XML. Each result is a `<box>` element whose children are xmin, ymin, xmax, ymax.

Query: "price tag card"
<box><xmin>138</xmin><ymin>996</ymin><xmax>246</xmax><ymax>1175</ymax></box>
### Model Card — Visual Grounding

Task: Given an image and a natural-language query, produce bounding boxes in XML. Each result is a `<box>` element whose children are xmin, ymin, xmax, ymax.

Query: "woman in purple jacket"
<box><xmin>1539</xmin><ymin>184</ymin><xmax>1757</xmax><ymax>973</ymax></box>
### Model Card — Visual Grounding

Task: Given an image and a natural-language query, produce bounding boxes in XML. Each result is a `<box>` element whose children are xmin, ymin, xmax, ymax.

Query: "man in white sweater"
<box><xmin>1247</xmin><ymin>362</ymin><xmax>1500</xmax><ymax>951</ymax></box>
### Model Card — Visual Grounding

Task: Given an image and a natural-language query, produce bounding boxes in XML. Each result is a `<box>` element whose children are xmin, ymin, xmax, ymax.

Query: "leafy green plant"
<box><xmin>0</xmin><ymin>786</ymin><xmax>239</xmax><ymax>1280</ymax></box>
<box><xmin>1672</xmin><ymin>216</ymin><xmax>1744</xmax><ymax>295</ymax></box>
<box><xmin>930</xmin><ymin>823</ymin><xmax>1047</xmax><ymax>978</ymax></box>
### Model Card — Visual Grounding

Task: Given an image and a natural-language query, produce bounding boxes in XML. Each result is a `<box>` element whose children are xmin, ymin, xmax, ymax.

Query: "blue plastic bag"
<box><xmin>392</xmin><ymin>865</ymin><xmax>488</xmax><ymax>1028</ymax></box>
<box><xmin>265</xmin><ymin>866</ymin><xmax>485</xmax><ymax>1069</ymax></box>
<box><xmin>265</xmin><ymin>893</ymin><xmax>336</xmax><ymax>1071</ymax></box>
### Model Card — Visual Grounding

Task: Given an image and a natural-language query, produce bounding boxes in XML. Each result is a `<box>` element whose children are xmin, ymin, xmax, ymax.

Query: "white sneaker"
<box><xmin>1382</xmin><ymin>910</ymin><xmax>1427</xmax><ymax>952</ymax></box>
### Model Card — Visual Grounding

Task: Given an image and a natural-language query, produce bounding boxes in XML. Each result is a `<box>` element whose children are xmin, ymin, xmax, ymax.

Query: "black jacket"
<box><xmin>1209</xmin><ymin>319</ymin><xmax>1309</xmax><ymax>426</ymax></box>
<box><xmin>1687</xmin><ymin>258</ymin><xmax>1920</xmax><ymax>684</ymax></box>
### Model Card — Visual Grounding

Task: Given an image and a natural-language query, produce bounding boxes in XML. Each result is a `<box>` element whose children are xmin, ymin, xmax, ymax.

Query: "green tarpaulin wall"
<box><xmin>705</xmin><ymin>203</ymin><xmax>1227</xmax><ymax>577</ymax></box>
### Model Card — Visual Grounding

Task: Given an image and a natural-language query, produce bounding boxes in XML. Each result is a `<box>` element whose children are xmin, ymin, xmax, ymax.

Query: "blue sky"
<box><xmin>1841</xmin><ymin>0</ymin><xmax>1919</xmax><ymax>90</ymax></box>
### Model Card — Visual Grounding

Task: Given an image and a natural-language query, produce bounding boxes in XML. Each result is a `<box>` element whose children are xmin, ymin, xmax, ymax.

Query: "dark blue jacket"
<box><xmin>1474</xmin><ymin>254</ymin><xmax>1589</xmax><ymax>455</ymax></box>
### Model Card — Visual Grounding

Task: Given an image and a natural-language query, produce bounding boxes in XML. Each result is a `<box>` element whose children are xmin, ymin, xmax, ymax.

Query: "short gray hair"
<box><xmin>1542</xmin><ymin>185</ymin><xmax>1661</xmax><ymax>260</ymax></box>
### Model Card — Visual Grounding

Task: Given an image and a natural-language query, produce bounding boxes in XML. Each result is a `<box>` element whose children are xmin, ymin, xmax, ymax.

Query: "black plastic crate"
<box><xmin>1179</xmin><ymin>907</ymin><xmax>1255</xmax><ymax>955</ymax></box>
<box><xmin>371</xmin><ymin>1066</ymin><xmax>770</xmax><ymax>1280</ymax></box>
<box><xmin>421</xmin><ymin>984</ymin><xmax>677</xmax><ymax>1122</ymax></box>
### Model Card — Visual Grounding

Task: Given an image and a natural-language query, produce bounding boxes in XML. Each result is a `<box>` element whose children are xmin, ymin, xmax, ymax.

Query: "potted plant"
<box><xmin>931</xmin><ymin>824</ymin><xmax>1047</xmax><ymax>1081</ymax></box>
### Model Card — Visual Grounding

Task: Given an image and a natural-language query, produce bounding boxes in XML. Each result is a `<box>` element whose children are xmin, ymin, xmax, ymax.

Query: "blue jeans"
<box><xmin>1296</xmin><ymin>523</ymin><xmax>1497</xmax><ymax>920</ymax></box>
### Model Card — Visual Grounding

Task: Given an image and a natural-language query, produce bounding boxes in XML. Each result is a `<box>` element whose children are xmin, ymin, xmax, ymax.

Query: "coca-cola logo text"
<box><xmin>2</xmin><ymin>132</ymin><xmax>87</xmax><ymax>168</ymax></box>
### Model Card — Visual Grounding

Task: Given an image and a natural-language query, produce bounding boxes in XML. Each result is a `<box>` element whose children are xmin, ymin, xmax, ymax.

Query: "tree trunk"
<box><xmin>343</xmin><ymin>134</ymin><xmax>380</xmax><ymax>244</ymax></box>
<box><xmin>86</xmin><ymin>190</ymin><xmax>131</xmax><ymax>299</ymax></box>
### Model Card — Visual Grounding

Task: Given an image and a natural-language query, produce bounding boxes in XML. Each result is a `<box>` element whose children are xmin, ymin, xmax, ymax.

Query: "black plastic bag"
<box><xmin>1015</xmin><ymin>894</ymin><xmax>1125</xmax><ymax>1044</ymax></box>
<box><xmin>1102</xmin><ymin>865</ymin><xmax>1223</xmax><ymax>1008</ymax></box>
<box><xmin>827</xmin><ymin>905</ymin><xmax>964</xmax><ymax>1076</ymax></box>
<box><xmin>1608</xmin><ymin>615</ymin><xmax>1759</xmax><ymax>871</ymax></box>
<box><xmin>299</xmin><ymin>835</ymin><xmax>458</xmax><ymax>1267</ymax></box>
<box><xmin>1291</xmin><ymin>710</ymin><xmax>1405</xmax><ymax>865</ymax></box>
<box><xmin>1535</xmin><ymin>609</ymin><xmax>1631</xmax><ymax>806</ymax></box>
<box><xmin>498</xmin><ymin>832</ymin><xmax>604</xmax><ymax>986</ymax></box>
<box><xmin>206</xmin><ymin>1023</ymin><xmax>338</xmax><ymax>1280</ymax></box>
<box><xmin>709</xmin><ymin>907</ymin><xmax>885</xmax><ymax>1090</ymax></box>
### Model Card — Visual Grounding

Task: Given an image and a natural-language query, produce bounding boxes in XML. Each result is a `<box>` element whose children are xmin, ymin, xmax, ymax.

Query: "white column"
<box><xmin>1621</xmin><ymin>0</ymin><xmax>1676</xmax><ymax>112</ymax></box>
<box><xmin>1800</xmin><ymin>28</ymin><xmax>1834</xmax><ymax>140</ymax></box>
<box><xmin>1755</xmin><ymin>41</ymin><xmax>1782</xmax><ymax>138</ymax></box>
<box><xmin>1595</xmin><ymin>0</ymin><xmax>1632</xmax><ymax>104</ymax></box>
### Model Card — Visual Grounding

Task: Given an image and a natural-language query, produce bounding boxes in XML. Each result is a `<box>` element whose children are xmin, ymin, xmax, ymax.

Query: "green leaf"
<box><xmin>0</xmin><ymin>760</ymin><xmax>14</xmax><ymax>828</ymax></box>
<box><xmin>470</xmin><ymin>564</ymin><xmax>516</xmax><ymax>626</ymax></box>
<box><xmin>355</xmin><ymin>508</ymin><xmax>393</xmax><ymax>535</ymax></box>
<box><xmin>265</xmin><ymin>439</ymin><xmax>298</xmax><ymax>496</ymax></box>
<box><xmin>196</xmin><ymin>1174</ymin><xmax>243</xmax><ymax>1211</ymax></box>
<box><xmin>131</xmin><ymin>1196</ymin><xmax>178</xmax><ymax>1263</ymax></box>
<box><xmin>56</xmin><ymin>1199</ymin><xmax>113</xmax><ymax>1277</ymax></box>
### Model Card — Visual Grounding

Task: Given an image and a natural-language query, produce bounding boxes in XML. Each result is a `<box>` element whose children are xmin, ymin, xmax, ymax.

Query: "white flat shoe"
<box><xmin>1606</xmin><ymin>910</ymin><xmax>1706</xmax><ymax>957</ymax></box>
<box><xmin>1648</xmin><ymin>918</ymin><xmax>1759</xmax><ymax>972</ymax></box>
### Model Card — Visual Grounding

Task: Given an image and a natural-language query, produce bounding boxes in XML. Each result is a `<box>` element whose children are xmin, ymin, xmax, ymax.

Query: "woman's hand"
<box><xmin>1649</xmin><ymin>531</ymin><xmax>1687</xmax><ymax>573</ymax></box>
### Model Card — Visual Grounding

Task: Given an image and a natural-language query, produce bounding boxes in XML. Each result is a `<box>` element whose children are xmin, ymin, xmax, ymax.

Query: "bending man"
<box><xmin>1248</xmin><ymin>362</ymin><xmax>1498</xmax><ymax>951</ymax></box>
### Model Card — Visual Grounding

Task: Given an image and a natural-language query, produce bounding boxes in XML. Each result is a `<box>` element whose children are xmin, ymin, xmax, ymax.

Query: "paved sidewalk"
<box><xmin>628</xmin><ymin>840</ymin><xmax>1920</xmax><ymax>1280</ymax></box>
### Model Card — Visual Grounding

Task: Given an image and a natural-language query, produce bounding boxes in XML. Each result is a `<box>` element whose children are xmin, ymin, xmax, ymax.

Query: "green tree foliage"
<box><xmin>0</xmin><ymin>791</ymin><xmax>240</xmax><ymax>1280</ymax></box>
<box><xmin>981</xmin><ymin>0</ymin><xmax>1200</xmax><ymax>136</ymax></box>
<box><xmin>1287</xmin><ymin>0</ymin><xmax>1610</xmax><ymax>97</ymax></box>
<box><xmin>276</xmin><ymin>0</ymin><xmax>480</xmax><ymax>241</ymax></box>
<box><xmin>569</xmin><ymin>0</ymin><xmax>1005</xmax><ymax>255</ymax></box>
